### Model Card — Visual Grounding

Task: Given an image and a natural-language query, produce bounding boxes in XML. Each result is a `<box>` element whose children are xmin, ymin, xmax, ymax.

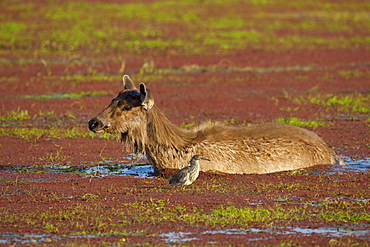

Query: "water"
<box><xmin>1</xmin><ymin>226</ymin><xmax>368</xmax><ymax>245</ymax></box>
<box><xmin>79</xmin><ymin>163</ymin><xmax>156</xmax><ymax>178</ymax></box>
<box><xmin>0</xmin><ymin>152</ymin><xmax>159</xmax><ymax>178</ymax></box>
<box><xmin>0</xmin><ymin>233</ymin><xmax>60</xmax><ymax>245</ymax></box>
<box><xmin>0</xmin><ymin>156</ymin><xmax>367</xmax><ymax>179</ymax></box>
<box><xmin>1</xmin><ymin>163</ymin><xmax>157</xmax><ymax>179</ymax></box>
<box><xmin>332</xmin><ymin>156</ymin><xmax>370</xmax><ymax>173</ymax></box>
<box><xmin>0</xmin><ymin>232</ymin><xmax>117</xmax><ymax>245</ymax></box>
<box><xmin>160</xmin><ymin>226</ymin><xmax>369</xmax><ymax>244</ymax></box>
<box><xmin>289</xmin><ymin>227</ymin><xmax>369</xmax><ymax>237</ymax></box>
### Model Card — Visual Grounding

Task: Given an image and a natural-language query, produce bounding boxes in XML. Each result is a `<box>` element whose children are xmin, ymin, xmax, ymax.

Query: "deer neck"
<box><xmin>145</xmin><ymin>106</ymin><xmax>195</xmax><ymax>150</ymax></box>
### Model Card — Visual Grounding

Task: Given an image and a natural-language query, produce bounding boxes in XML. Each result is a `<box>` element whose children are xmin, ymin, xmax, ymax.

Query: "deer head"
<box><xmin>88</xmin><ymin>75</ymin><xmax>154</xmax><ymax>137</ymax></box>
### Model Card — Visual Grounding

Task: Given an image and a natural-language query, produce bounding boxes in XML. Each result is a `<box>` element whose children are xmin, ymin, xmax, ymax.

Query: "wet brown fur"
<box><xmin>88</xmin><ymin>75</ymin><xmax>345</xmax><ymax>174</ymax></box>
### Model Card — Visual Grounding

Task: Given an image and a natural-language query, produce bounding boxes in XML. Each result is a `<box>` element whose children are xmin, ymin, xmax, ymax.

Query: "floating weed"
<box><xmin>318</xmin><ymin>210</ymin><xmax>370</xmax><ymax>223</ymax></box>
<box><xmin>1</xmin><ymin>109</ymin><xmax>102</xmax><ymax>139</ymax></box>
<box><xmin>38</xmin><ymin>147</ymin><xmax>67</xmax><ymax>163</ymax></box>
<box><xmin>1</xmin><ymin>194</ymin><xmax>369</xmax><ymax>241</ymax></box>
<box><xmin>205</xmin><ymin>205</ymin><xmax>296</xmax><ymax>226</ymax></box>
<box><xmin>275</xmin><ymin>117</ymin><xmax>327</xmax><ymax>127</ymax></box>
<box><xmin>0</xmin><ymin>178</ymin><xmax>39</xmax><ymax>184</ymax></box>
<box><xmin>158</xmin><ymin>64</ymin><xmax>316</xmax><ymax>75</ymax></box>
<box><xmin>338</xmin><ymin>69</ymin><xmax>363</xmax><ymax>79</ymax></box>
<box><xmin>0</xmin><ymin>109</ymin><xmax>31</xmax><ymax>121</ymax></box>
<box><xmin>2</xmin><ymin>1</ymin><xmax>368</xmax><ymax>56</ymax></box>
<box><xmin>81</xmin><ymin>193</ymin><xmax>99</xmax><ymax>202</ymax></box>
<box><xmin>0</xmin><ymin>126</ymin><xmax>114</xmax><ymax>140</ymax></box>
<box><xmin>114</xmin><ymin>200</ymin><xmax>303</xmax><ymax>227</ymax></box>
<box><xmin>325</xmin><ymin>94</ymin><xmax>369</xmax><ymax>113</ymax></box>
<box><xmin>43</xmin><ymin>222</ymin><xmax>59</xmax><ymax>234</ymax></box>
<box><xmin>286</xmin><ymin>93</ymin><xmax>369</xmax><ymax>113</ymax></box>
<box><xmin>180</xmin><ymin>122</ymin><xmax>197</xmax><ymax>128</ymax></box>
<box><xmin>0</xmin><ymin>127</ymin><xmax>45</xmax><ymax>140</ymax></box>
<box><xmin>279</xmin><ymin>106</ymin><xmax>300</xmax><ymax>112</ymax></box>
<box><xmin>0</xmin><ymin>22</ymin><xmax>26</xmax><ymax>44</ymax></box>
<box><xmin>20</xmin><ymin>91</ymin><xmax>110</xmax><ymax>100</ymax></box>
<box><xmin>36</xmin><ymin>110</ymin><xmax>58</xmax><ymax>118</ymax></box>
<box><xmin>63</xmin><ymin>74</ymin><xmax>118</xmax><ymax>83</ymax></box>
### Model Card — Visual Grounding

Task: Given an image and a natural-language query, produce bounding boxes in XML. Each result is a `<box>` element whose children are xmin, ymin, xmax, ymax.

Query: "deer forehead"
<box><xmin>112</xmin><ymin>90</ymin><xmax>142</xmax><ymax>105</ymax></box>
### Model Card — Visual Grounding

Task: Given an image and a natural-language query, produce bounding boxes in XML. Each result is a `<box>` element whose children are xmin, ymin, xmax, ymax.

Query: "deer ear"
<box><xmin>139</xmin><ymin>83</ymin><xmax>154</xmax><ymax>110</ymax></box>
<box><xmin>122</xmin><ymin>75</ymin><xmax>136</xmax><ymax>90</ymax></box>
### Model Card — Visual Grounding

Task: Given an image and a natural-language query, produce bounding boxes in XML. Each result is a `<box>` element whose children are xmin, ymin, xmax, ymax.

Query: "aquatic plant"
<box><xmin>288</xmin><ymin>93</ymin><xmax>369</xmax><ymax>113</ymax></box>
<box><xmin>1</xmin><ymin>0</ymin><xmax>367</xmax><ymax>56</ymax></box>
<box><xmin>275</xmin><ymin>117</ymin><xmax>327</xmax><ymax>127</ymax></box>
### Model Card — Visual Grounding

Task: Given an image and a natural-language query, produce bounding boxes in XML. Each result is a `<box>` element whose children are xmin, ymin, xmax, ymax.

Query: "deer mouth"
<box><xmin>88</xmin><ymin>118</ymin><xmax>111</xmax><ymax>133</ymax></box>
<box><xmin>96</xmin><ymin>124</ymin><xmax>113</xmax><ymax>134</ymax></box>
<box><xmin>92</xmin><ymin>124</ymin><xmax>109</xmax><ymax>133</ymax></box>
<box><xmin>94</xmin><ymin>129</ymin><xmax>106</xmax><ymax>134</ymax></box>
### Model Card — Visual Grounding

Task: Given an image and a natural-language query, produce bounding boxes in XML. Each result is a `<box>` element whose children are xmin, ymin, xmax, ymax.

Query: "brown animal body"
<box><xmin>88</xmin><ymin>75</ymin><xmax>345</xmax><ymax>174</ymax></box>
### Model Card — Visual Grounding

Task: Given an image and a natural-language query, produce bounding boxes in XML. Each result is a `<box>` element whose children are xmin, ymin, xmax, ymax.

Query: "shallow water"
<box><xmin>0</xmin><ymin>156</ymin><xmax>368</xmax><ymax>179</ymax></box>
<box><xmin>0</xmin><ymin>233</ymin><xmax>59</xmax><ymax>245</ymax></box>
<box><xmin>333</xmin><ymin>156</ymin><xmax>370</xmax><ymax>173</ymax></box>
<box><xmin>0</xmin><ymin>162</ymin><xmax>157</xmax><ymax>179</ymax></box>
<box><xmin>160</xmin><ymin>226</ymin><xmax>370</xmax><ymax>244</ymax></box>
<box><xmin>79</xmin><ymin>163</ymin><xmax>156</xmax><ymax>178</ymax></box>
<box><xmin>0</xmin><ymin>232</ymin><xmax>115</xmax><ymax>245</ymax></box>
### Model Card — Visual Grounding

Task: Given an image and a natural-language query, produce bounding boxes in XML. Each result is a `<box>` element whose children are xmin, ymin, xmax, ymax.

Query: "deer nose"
<box><xmin>88</xmin><ymin>118</ymin><xmax>100</xmax><ymax>132</ymax></box>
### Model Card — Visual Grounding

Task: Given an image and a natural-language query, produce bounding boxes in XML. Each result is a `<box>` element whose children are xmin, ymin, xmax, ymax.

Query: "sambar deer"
<box><xmin>88</xmin><ymin>75</ymin><xmax>345</xmax><ymax>174</ymax></box>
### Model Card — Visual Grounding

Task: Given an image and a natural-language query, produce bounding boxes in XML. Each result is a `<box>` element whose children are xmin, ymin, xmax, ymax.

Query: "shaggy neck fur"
<box><xmin>125</xmin><ymin>105</ymin><xmax>196</xmax><ymax>155</ymax></box>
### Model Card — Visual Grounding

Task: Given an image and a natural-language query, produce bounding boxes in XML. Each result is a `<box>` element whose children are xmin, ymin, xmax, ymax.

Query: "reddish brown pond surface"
<box><xmin>0</xmin><ymin>0</ymin><xmax>369</xmax><ymax>246</ymax></box>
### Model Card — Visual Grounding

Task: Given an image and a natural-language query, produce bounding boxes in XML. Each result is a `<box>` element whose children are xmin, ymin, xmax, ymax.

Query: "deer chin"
<box><xmin>94</xmin><ymin>129</ymin><xmax>106</xmax><ymax>134</ymax></box>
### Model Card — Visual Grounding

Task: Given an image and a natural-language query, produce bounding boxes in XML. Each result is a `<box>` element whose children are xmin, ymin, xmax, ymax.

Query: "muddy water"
<box><xmin>160</xmin><ymin>226</ymin><xmax>369</xmax><ymax>244</ymax></box>
<box><xmin>1</xmin><ymin>156</ymin><xmax>368</xmax><ymax>179</ymax></box>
